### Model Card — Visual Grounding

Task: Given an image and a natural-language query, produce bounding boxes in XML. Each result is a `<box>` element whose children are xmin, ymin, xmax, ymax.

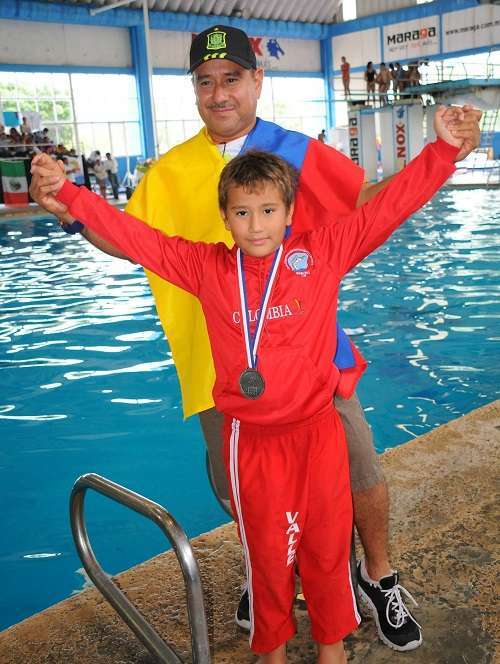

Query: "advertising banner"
<box><xmin>379</xmin><ymin>106</ymin><xmax>396</xmax><ymax>177</ymax></box>
<box><xmin>392</xmin><ymin>104</ymin><xmax>424</xmax><ymax>170</ymax></box>
<box><xmin>348</xmin><ymin>109</ymin><xmax>361</xmax><ymax>166</ymax></box>
<box><xmin>360</xmin><ymin>109</ymin><xmax>377</xmax><ymax>181</ymax></box>
<box><xmin>393</xmin><ymin>105</ymin><xmax>408</xmax><ymax>170</ymax></box>
<box><xmin>383</xmin><ymin>16</ymin><xmax>440</xmax><ymax>62</ymax></box>
<box><xmin>442</xmin><ymin>5</ymin><xmax>500</xmax><ymax>54</ymax></box>
<box><xmin>152</xmin><ymin>30</ymin><xmax>321</xmax><ymax>72</ymax></box>
<box><xmin>407</xmin><ymin>105</ymin><xmax>424</xmax><ymax>161</ymax></box>
<box><xmin>348</xmin><ymin>109</ymin><xmax>377</xmax><ymax>180</ymax></box>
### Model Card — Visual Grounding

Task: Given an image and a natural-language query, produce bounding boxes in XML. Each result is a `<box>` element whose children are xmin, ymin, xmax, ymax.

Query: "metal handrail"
<box><xmin>70</xmin><ymin>473</ymin><xmax>211</xmax><ymax>664</ymax></box>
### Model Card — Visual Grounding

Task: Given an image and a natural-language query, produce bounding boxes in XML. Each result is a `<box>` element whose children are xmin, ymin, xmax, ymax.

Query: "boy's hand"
<box><xmin>434</xmin><ymin>105</ymin><xmax>465</xmax><ymax>149</ymax></box>
<box><xmin>30</xmin><ymin>154</ymin><xmax>70</xmax><ymax>217</ymax></box>
<box><xmin>444</xmin><ymin>104</ymin><xmax>482</xmax><ymax>162</ymax></box>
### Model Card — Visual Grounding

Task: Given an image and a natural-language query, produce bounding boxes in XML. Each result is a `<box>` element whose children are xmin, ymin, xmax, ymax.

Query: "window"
<box><xmin>259</xmin><ymin>77</ymin><xmax>327</xmax><ymax>137</ymax></box>
<box><xmin>153</xmin><ymin>75</ymin><xmax>202</xmax><ymax>154</ymax></box>
<box><xmin>0</xmin><ymin>71</ymin><xmax>141</xmax><ymax>157</ymax></box>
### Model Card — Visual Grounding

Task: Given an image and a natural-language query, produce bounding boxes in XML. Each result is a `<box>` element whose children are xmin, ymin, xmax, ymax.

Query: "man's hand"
<box><xmin>442</xmin><ymin>104</ymin><xmax>482</xmax><ymax>161</ymax></box>
<box><xmin>30</xmin><ymin>154</ymin><xmax>75</xmax><ymax>224</ymax></box>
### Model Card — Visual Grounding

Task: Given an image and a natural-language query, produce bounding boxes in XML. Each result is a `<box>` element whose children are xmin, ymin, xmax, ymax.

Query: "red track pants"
<box><xmin>223</xmin><ymin>405</ymin><xmax>361</xmax><ymax>654</ymax></box>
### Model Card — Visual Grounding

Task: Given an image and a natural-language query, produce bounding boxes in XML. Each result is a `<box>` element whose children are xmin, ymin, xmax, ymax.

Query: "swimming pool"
<box><xmin>1</xmin><ymin>188</ymin><xmax>498</xmax><ymax>630</ymax></box>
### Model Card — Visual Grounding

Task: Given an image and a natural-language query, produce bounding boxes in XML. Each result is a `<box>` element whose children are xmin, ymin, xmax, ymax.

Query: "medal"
<box><xmin>239</xmin><ymin>368</ymin><xmax>265</xmax><ymax>399</ymax></box>
<box><xmin>236</xmin><ymin>245</ymin><xmax>283</xmax><ymax>399</ymax></box>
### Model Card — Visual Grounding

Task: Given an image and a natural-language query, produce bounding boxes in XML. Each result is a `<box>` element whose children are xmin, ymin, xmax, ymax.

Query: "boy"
<box><xmin>32</xmin><ymin>108</ymin><xmax>464</xmax><ymax>663</ymax></box>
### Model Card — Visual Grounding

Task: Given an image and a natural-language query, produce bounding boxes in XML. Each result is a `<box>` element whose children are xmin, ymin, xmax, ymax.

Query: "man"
<box><xmin>87</xmin><ymin>149</ymin><xmax>101</xmax><ymax>168</ymax></box>
<box><xmin>376</xmin><ymin>63</ymin><xmax>391</xmax><ymax>106</ymax></box>
<box><xmin>30</xmin><ymin>24</ymin><xmax>480</xmax><ymax>652</ymax></box>
<box><xmin>103</xmin><ymin>152</ymin><xmax>120</xmax><ymax>200</ymax></box>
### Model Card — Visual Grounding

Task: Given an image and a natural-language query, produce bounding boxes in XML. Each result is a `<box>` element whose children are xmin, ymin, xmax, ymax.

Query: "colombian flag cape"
<box><xmin>126</xmin><ymin>118</ymin><xmax>366</xmax><ymax>418</ymax></box>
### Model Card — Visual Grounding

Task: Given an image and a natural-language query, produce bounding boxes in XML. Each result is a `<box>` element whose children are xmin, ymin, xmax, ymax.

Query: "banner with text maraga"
<box><xmin>0</xmin><ymin>160</ymin><xmax>29</xmax><ymax>206</ymax></box>
<box><xmin>383</xmin><ymin>16</ymin><xmax>440</xmax><ymax>62</ymax></box>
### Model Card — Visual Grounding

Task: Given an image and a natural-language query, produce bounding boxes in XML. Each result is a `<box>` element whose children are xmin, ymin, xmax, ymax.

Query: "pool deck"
<box><xmin>1</xmin><ymin>400</ymin><xmax>498</xmax><ymax>663</ymax></box>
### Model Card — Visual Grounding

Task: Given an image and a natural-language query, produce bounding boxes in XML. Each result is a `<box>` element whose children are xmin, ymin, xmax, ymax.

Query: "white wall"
<box><xmin>332</xmin><ymin>28</ymin><xmax>381</xmax><ymax>69</ymax></box>
<box><xmin>356</xmin><ymin>0</ymin><xmax>415</xmax><ymax>19</ymax></box>
<box><xmin>0</xmin><ymin>20</ymin><xmax>131</xmax><ymax>67</ymax></box>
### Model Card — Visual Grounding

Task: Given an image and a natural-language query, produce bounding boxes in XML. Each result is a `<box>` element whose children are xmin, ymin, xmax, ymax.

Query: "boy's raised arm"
<box><xmin>323</xmin><ymin>107</ymin><xmax>462</xmax><ymax>278</ymax></box>
<box><xmin>31</xmin><ymin>154</ymin><xmax>208</xmax><ymax>296</ymax></box>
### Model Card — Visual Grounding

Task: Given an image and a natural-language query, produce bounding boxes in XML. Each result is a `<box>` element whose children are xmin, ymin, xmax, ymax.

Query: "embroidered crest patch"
<box><xmin>285</xmin><ymin>249</ymin><xmax>314</xmax><ymax>277</ymax></box>
<box><xmin>206</xmin><ymin>30</ymin><xmax>226</xmax><ymax>50</ymax></box>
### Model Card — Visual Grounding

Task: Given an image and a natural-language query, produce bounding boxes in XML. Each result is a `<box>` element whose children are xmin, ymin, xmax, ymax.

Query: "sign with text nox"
<box><xmin>392</xmin><ymin>105</ymin><xmax>424</xmax><ymax>171</ymax></box>
<box><xmin>383</xmin><ymin>16</ymin><xmax>440</xmax><ymax>61</ymax></box>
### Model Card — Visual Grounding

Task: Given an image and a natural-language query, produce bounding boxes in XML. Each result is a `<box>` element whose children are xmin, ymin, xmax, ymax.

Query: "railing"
<box><xmin>70</xmin><ymin>473</ymin><xmax>211</xmax><ymax>663</ymax></box>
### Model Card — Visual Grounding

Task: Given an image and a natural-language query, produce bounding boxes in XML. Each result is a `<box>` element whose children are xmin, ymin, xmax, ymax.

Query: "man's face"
<box><xmin>221</xmin><ymin>181</ymin><xmax>293</xmax><ymax>258</ymax></box>
<box><xmin>193</xmin><ymin>59</ymin><xmax>263</xmax><ymax>143</ymax></box>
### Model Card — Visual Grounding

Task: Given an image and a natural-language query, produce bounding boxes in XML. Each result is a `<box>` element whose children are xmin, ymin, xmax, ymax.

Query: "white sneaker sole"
<box><xmin>358</xmin><ymin>585</ymin><xmax>423</xmax><ymax>652</ymax></box>
<box><xmin>234</xmin><ymin>608</ymin><xmax>251</xmax><ymax>631</ymax></box>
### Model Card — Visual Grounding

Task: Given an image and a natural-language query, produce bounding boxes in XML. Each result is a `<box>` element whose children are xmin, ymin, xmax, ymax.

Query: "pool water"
<box><xmin>0</xmin><ymin>189</ymin><xmax>498</xmax><ymax>630</ymax></box>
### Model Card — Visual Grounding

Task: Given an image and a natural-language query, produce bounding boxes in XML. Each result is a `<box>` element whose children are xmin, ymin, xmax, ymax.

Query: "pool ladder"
<box><xmin>70</xmin><ymin>473</ymin><xmax>211</xmax><ymax>663</ymax></box>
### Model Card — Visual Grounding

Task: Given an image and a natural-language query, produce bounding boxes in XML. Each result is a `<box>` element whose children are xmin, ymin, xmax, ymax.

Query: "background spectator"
<box><xmin>364</xmin><ymin>61</ymin><xmax>377</xmax><ymax>105</ymax></box>
<box><xmin>394</xmin><ymin>62</ymin><xmax>405</xmax><ymax>99</ymax></box>
<box><xmin>20</xmin><ymin>116</ymin><xmax>31</xmax><ymax>135</ymax></box>
<box><xmin>92</xmin><ymin>157</ymin><xmax>108</xmax><ymax>198</ymax></box>
<box><xmin>376</xmin><ymin>62</ymin><xmax>391</xmax><ymax>106</ymax></box>
<box><xmin>87</xmin><ymin>149</ymin><xmax>101</xmax><ymax>168</ymax></box>
<box><xmin>103</xmin><ymin>152</ymin><xmax>119</xmax><ymax>200</ymax></box>
<box><xmin>408</xmin><ymin>61</ymin><xmax>421</xmax><ymax>100</ymax></box>
<box><xmin>61</xmin><ymin>156</ymin><xmax>79</xmax><ymax>183</ymax></box>
<box><xmin>340</xmin><ymin>56</ymin><xmax>351</xmax><ymax>98</ymax></box>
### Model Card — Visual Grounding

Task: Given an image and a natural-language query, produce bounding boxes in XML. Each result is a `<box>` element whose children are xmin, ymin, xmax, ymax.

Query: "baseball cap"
<box><xmin>189</xmin><ymin>25</ymin><xmax>257</xmax><ymax>74</ymax></box>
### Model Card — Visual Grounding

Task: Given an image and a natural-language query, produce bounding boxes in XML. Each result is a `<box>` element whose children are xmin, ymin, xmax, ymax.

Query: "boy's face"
<box><xmin>221</xmin><ymin>181</ymin><xmax>293</xmax><ymax>258</ymax></box>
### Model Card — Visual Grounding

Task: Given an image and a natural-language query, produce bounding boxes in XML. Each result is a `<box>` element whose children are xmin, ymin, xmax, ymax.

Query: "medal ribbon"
<box><xmin>237</xmin><ymin>245</ymin><xmax>283</xmax><ymax>369</ymax></box>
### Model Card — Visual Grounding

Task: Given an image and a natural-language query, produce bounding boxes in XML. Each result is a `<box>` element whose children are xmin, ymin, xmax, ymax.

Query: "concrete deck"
<box><xmin>1</xmin><ymin>400</ymin><xmax>498</xmax><ymax>663</ymax></box>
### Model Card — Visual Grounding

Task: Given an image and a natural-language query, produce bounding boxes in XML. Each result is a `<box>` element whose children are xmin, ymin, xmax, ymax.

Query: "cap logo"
<box><xmin>203</xmin><ymin>52</ymin><xmax>227</xmax><ymax>62</ymax></box>
<box><xmin>206</xmin><ymin>30</ymin><xmax>227</xmax><ymax>50</ymax></box>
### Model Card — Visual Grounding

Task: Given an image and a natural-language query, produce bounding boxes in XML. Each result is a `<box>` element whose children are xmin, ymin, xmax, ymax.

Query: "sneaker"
<box><xmin>235</xmin><ymin>583</ymin><xmax>251</xmax><ymax>631</ymax></box>
<box><xmin>357</xmin><ymin>560</ymin><xmax>422</xmax><ymax>651</ymax></box>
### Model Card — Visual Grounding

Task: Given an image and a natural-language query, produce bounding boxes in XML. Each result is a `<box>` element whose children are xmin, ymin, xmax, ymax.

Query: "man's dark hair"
<box><xmin>218</xmin><ymin>150</ymin><xmax>298</xmax><ymax>212</ymax></box>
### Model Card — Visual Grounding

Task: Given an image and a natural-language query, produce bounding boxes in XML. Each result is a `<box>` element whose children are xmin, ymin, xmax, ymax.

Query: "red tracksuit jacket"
<box><xmin>56</xmin><ymin>139</ymin><xmax>457</xmax><ymax>426</ymax></box>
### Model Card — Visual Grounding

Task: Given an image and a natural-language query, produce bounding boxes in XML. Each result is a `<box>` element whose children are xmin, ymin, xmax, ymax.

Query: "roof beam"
<box><xmin>0</xmin><ymin>0</ymin><xmax>328</xmax><ymax>37</ymax></box>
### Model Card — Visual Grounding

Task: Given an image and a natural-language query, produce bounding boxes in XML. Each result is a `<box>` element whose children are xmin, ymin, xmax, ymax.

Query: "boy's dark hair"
<box><xmin>218</xmin><ymin>150</ymin><xmax>299</xmax><ymax>212</ymax></box>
